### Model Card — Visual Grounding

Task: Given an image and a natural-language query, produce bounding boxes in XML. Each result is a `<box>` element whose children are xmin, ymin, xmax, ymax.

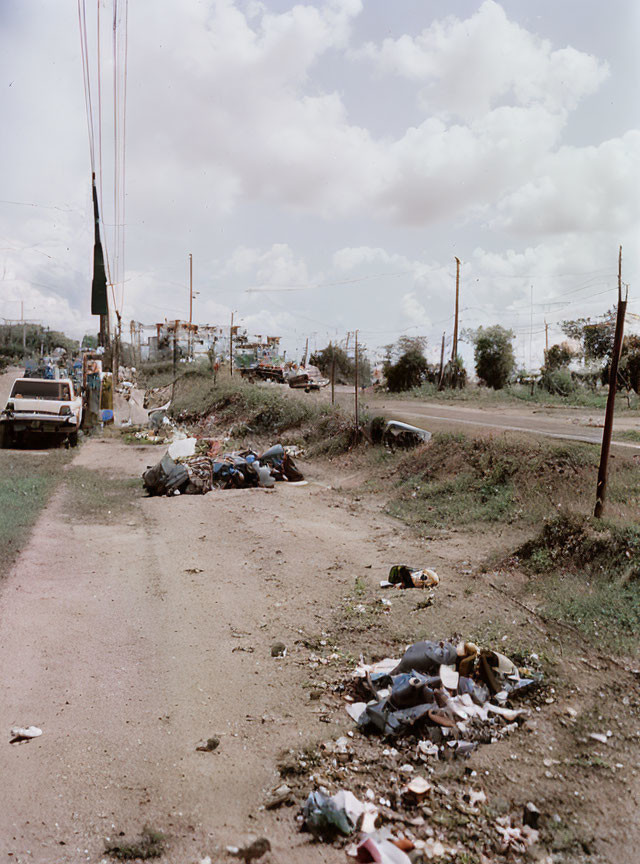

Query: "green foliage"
<box><xmin>82</xmin><ymin>333</ymin><xmax>99</xmax><ymax>349</ymax></box>
<box><xmin>385</xmin><ymin>348</ymin><xmax>430</xmax><ymax>392</ymax></box>
<box><xmin>0</xmin><ymin>448</ymin><xmax>71</xmax><ymax>581</ymax></box>
<box><xmin>543</xmin><ymin>343</ymin><xmax>573</xmax><ymax>371</ymax></box>
<box><xmin>310</xmin><ymin>343</ymin><xmax>371</xmax><ymax>386</ymax></box>
<box><xmin>562</xmin><ymin>312</ymin><xmax>615</xmax><ymax>362</ymax></box>
<box><xmin>540</xmin><ymin>367</ymin><xmax>576</xmax><ymax>396</ymax></box>
<box><xmin>105</xmin><ymin>827</ymin><xmax>165</xmax><ymax>860</ymax></box>
<box><xmin>470</xmin><ymin>325</ymin><xmax>516</xmax><ymax>389</ymax></box>
<box><xmin>0</xmin><ymin>323</ymin><xmax>79</xmax><ymax>359</ymax></box>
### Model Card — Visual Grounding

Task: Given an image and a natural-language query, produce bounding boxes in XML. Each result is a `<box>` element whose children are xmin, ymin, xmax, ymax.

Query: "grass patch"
<box><xmin>617</xmin><ymin>428</ymin><xmax>640</xmax><ymax>442</ymax></box>
<box><xmin>0</xmin><ymin>448</ymin><xmax>71</xmax><ymax>581</ymax></box>
<box><xmin>63</xmin><ymin>466</ymin><xmax>141</xmax><ymax>522</ymax></box>
<box><xmin>517</xmin><ymin>513</ymin><xmax>640</xmax><ymax>654</ymax></box>
<box><xmin>383</xmin><ymin>432</ymin><xmax>640</xmax><ymax>531</ymax></box>
<box><xmin>105</xmin><ymin>827</ymin><xmax>165</xmax><ymax>860</ymax></box>
<box><xmin>168</xmin><ymin>371</ymin><xmax>362</xmax><ymax>454</ymax></box>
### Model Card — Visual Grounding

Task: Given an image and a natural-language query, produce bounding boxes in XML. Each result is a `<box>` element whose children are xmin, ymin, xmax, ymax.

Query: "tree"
<box><xmin>310</xmin><ymin>343</ymin><xmax>371</xmax><ymax>386</ymax></box>
<box><xmin>561</xmin><ymin>311</ymin><xmax>615</xmax><ymax>363</ymax></box>
<box><xmin>383</xmin><ymin>337</ymin><xmax>430</xmax><ymax>392</ymax></box>
<box><xmin>471</xmin><ymin>325</ymin><xmax>516</xmax><ymax>390</ymax></box>
<box><xmin>82</xmin><ymin>333</ymin><xmax>99</xmax><ymax>349</ymax></box>
<box><xmin>540</xmin><ymin>342</ymin><xmax>576</xmax><ymax>395</ymax></box>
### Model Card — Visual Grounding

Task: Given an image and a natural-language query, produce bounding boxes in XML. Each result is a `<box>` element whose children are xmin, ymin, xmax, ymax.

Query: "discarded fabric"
<box><xmin>387</xmin><ymin>565</ymin><xmax>439</xmax><ymax>589</ymax></box>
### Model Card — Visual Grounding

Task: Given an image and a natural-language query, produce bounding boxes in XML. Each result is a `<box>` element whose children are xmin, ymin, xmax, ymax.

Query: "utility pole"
<box><xmin>544</xmin><ymin>319</ymin><xmax>549</xmax><ymax>353</ymax></box>
<box><xmin>21</xmin><ymin>301</ymin><xmax>26</xmax><ymax>354</ymax></box>
<box><xmin>529</xmin><ymin>284</ymin><xmax>534</xmax><ymax>370</ymax></box>
<box><xmin>303</xmin><ymin>337</ymin><xmax>309</xmax><ymax>368</ymax></box>
<box><xmin>594</xmin><ymin>246</ymin><xmax>627</xmax><ymax>518</ymax></box>
<box><xmin>330</xmin><ymin>341</ymin><xmax>336</xmax><ymax>405</ymax></box>
<box><xmin>438</xmin><ymin>331</ymin><xmax>446</xmax><ymax>390</ymax></box>
<box><xmin>354</xmin><ymin>329</ymin><xmax>359</xmax><ymax>428</ymax></box>
<box><xmin>230</xmin><ymin>311</ymin><xmax>234</xmax><ymax>377</ymax></box>
<box><xmin>451</xmin><ymin>257</ymin><xmax>460</xmax><ymax>363</ymax></box>
<box><xmin>171</xmin><ymin>323</ymin><xmax>177</xmax><ymax>401</ymax></box>
<box><xmin>188</xmin><ymin>253</ymin><xmax>193</xmax><ymax>360</ymax></box>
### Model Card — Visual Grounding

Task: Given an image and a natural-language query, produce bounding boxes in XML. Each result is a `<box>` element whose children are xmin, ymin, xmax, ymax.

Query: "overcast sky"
<box><xmin>1</xmin><ymin>0</ymin><xmax>639</xmax><ymax>368</ymax></box>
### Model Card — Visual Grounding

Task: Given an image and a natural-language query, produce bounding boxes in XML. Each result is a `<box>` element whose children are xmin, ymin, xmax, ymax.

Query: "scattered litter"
<box><xmin>195</xmin><ymin>737</ymin><xmax>220</xmax><ymax>752</ymax></box>
<box><xmin>588</xmin><ymin>732</ymin><xmax>609</xmax><ymax>745</ymax></box>
<box><xmin>271</xmin><ymin>642</ymin><xmax>287</xmax><ymax>658</ymax></box>
<box><xmin>303</xmin><ymin>789</ymin><xmax>370</xmax><ymax>839</ymax></box>
<box><xmin>386</xmin><ymin>565</ymin><xmax>440</xmax><ymax>589</ymax></box>
<box><xmin>355</xmin><ymin>830</ymin><xmax>412</xmax><ymax>863</ymax></box>
<box><xmin>9</xmin><ymin>726</ymin><xmax>42</xmax><ymax>744</ymax></box>
<box><xmin>226</xmin><ymin>837</ymin><xmax>271</xmax><ymax>862</ymax></box>
<box><xmin>264</xmin><ymin>783</ymin><xmax>293</xmax><ymax>810</ymax></box>
<box><xmin>383</xmin><ymin>421</ymin><xmax>431</xmax><ymax>450</ymax></box>
<box><xmin>167</xmin><ymin>436</ymin><xmax>197</xmax><ymax>459</ymax></box>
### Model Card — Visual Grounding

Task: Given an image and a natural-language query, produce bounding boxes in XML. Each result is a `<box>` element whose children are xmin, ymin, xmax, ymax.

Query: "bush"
<box><xmin>385</xmin><ymin>348</ymin><xmax>429</xmax><ymax>392</ymax></box>
<box><xmin>540</xmin><ymin>367</ymin><xmax>576</xmax><ymax>396</ymax></box>
<box><xmin>471</xmin><ymin>325</ymin><xmax>516</xmax><ymax>390</ymax></box>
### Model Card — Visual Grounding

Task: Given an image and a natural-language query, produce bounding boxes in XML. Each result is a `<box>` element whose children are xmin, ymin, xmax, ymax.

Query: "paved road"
<box><xmin>327</xmin><ymin>385</ymin><xmax>640</xmax><ymax>451</ymax></box>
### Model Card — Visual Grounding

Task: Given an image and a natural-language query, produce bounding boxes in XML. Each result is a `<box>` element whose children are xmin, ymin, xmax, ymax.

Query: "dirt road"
<box><xmin>0</xmin><ymin>435</ymin><xmax>433</xmax><ymax>863</ymax></box>
<box><xmin>1</xmin><ymin>368</ymin><xmax>639</xmax><ymax>863</ymax></box>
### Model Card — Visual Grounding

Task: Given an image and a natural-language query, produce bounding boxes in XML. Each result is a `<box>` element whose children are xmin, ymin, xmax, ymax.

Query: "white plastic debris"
<box><xmin>10</xmin><ymin>726</ymin><xmax>42</xmax><ymax>744</ymax></box>
<box><xmin>168</xmin><ymin>437</ymin><xmax>197</xmax><ymax>459</ymax></box>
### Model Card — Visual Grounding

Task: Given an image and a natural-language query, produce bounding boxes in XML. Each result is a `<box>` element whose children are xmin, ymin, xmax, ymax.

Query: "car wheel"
<box><xmin>68</xmin><ymin>430</ymin><xmax>79</xmax><ymax>447</ymax></box>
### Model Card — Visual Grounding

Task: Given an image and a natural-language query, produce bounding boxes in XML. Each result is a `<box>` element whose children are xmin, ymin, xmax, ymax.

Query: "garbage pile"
<box><xmin>295</xmin><ymin>638</ymin><xmax>543</xmax><ymax>861</ymax></box>
<box><xmin>346</xmin><ymin>638</ymin><xmax>539</xmax><ymax>745</ymax></box>
<box><xmin>142</xmin><ymin>443</ymin><xmax>304</xmax><ymax>496</ymax></box>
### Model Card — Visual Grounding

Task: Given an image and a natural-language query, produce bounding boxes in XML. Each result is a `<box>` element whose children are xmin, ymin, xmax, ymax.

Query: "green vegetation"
<box><xmin>168</xmin><ymin>370</ymin><xmax>363</xmax><ymax>455</ymax></box>
<box><xmin>0</xmin><ymin>448</ymin><xmax>71</xmax><ymax>581</ymax></box>
<box><xmin>618</xmin><ymin>428</ymin><xmax>640</xmax><ymax>442</ymax></box>
<box><xmin>469</xmin><ymin>325</ymin><xmax>516</xmax><ymax>390</ymax></box>
<box><xmin>105</xmin><ymin>827</ymin><xmax>165</xmax><ymax>860</ymax></box>
<box><xmin>385</xmin><ymin>432</ymin><xmax>640</xmax><ymax>531</ymax></box>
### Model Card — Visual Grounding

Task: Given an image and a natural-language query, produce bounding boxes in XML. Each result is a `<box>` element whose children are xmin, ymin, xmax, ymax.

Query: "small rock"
<box><xmin>523</xmin><ymin>801</ymin><xmax>541</xmax><ymax>829</ymax></box>
<box><xmin>271</xmin><ymin>642</ymin><xmax>287</xmax><ymax>657</ymax></box>
<box><xmin>227</xmin><ymin>837</ymin><xmax>271</xmax><ymax>862</ymax></box>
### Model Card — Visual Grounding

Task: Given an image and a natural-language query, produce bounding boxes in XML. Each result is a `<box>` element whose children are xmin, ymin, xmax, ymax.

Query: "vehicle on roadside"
<box><xmin>287</xmin><ymin>365</ymin><xmax>329</xmax><ymax>392</ymax></box>
<box><xmin>0</xmin><ymin>377</ymin><xmax>83</xmax><ymax>447</ymax></box>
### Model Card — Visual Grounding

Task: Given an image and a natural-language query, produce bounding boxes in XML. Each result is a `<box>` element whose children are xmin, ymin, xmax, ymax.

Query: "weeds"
<box><xmin>0</xmin><ymin>448</ymin><xmax>70</xmax><ymax>581</ymax></box>
<box><xmin>384</xmin><ymin>432</ymin><xmax>638</xmax><ymax>531</ymax></box>
<box><xmin>105</xmin><ymin>827</ymin><xmax>165</xmax><ymax>860</ymax></box>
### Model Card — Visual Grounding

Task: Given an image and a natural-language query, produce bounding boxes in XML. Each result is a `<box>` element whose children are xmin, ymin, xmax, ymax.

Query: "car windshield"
<box><xmin>10</xmin><ymin>381</ymin><xmax>69</xmax><ymax>400</ymax></box>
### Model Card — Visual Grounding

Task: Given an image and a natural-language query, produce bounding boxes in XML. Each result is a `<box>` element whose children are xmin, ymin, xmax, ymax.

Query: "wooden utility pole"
<box><xmin>21</xmin><ymin>301</ymin><xmax>26</xmax><ymax>353</ymax></box>
<box><xmin>188</xmin><ymin>253</ymin><xmax>193</xmax><ymax>360</ymax></box>
<box><xmin>171</xmin><ymin>324</ymin><xmax>177</xmax><ymax>401</ymax></box>
<box><xmin>594</xmin><ymin>246</ymin><xmax>627</xmax><ymax>518</ymax></box>
<box><xmin>229</xmin><ymin>311</ymin><xmax>234</xmax><ymax>376</ymax></box>
<box><xmin>544</xmin><ymin>320</ymin><xmax>549</xmax><ymax>353</ymax></box>
<box><xmin>303</xmin><ymin>337</ymin><xmax>309</xmax><ymax>368</ymax></box>
<box><xmin>451</xmin><ymin>257</ymin><xmax>460</xmax><ymax>363</ymax></box>
<box><xmin>330</xmin><ymin>340</ymin><xmax>335</xmax><ymax>405</ymax></box>
<box><xmin>354</xmin><ymin>329</ymin><xmax>359</xmax><ymax>428</ymax></box>
<box><xmin>438</xmin><ymin>331</ymin><xmax>446</xmax><ymax>390</ymax></box>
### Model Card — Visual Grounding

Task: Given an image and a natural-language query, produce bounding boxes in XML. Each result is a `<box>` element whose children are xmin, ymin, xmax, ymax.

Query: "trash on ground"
<box><xmin>264</xmin><ymin>782</ymin><xmax>293</xmax><ymax>810</ymax></box>
<box><xmin>167</xmin><ymin>436</ymin><xmax>197</xmax><ymax>459</ymax></box>
<box><xmin>142</xmin><ymin>442</ymin><xmax>304</xmax><ymax>496</ymax></box>
<box><xmin>386</xmin><ymin>565</ymin><xmax>440</xmax><ymax>589</ymax></box>
<box><xmin>195</xmin><ymin>736</ymin><xmax>220</xmax><ymax>752</ymax></box>
<box><xmin>383</xmin><ymin>421</ymin><xmax>431</xmax><ymax>449</ymax></box>
<box><xmin>226</xmin><ymin>837</ymin><xmax>271</xmax><ymax>862</ymax></box>
<box><xmin>303</xmin><ymin>789</ymin><xmax>378</xmax><ymax>840</ymax></box>
<box><xmin>346</xmin><ymin>638</ymin><xmax>541</xmax><ymax>744</ymax></box>
<box><xmin>9</xmin><ymin>726</ymin><xmax>43</xmax><ymax>744</ymax></box>
<box><xmin>271</xmin><ymin>642</ymin><xmax>287</xmax><ymax>657</ymax></box>
<box><xmin>355</xmin><ymin>830</ymin><xmax>412</xmax><ymax>863</ymax></box>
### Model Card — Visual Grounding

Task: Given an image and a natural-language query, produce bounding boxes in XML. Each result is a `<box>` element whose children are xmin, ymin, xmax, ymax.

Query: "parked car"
<box><xmin>0</xmin><ymin>377</ymin><xmax>83</xmax><ymax>447</ymax></box>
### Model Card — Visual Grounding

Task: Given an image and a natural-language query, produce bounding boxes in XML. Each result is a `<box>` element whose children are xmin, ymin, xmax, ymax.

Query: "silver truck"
<box><xmin>0</xmin><ymin>377</ymin><xmax>83</xmax><ymax>447</ymax></box>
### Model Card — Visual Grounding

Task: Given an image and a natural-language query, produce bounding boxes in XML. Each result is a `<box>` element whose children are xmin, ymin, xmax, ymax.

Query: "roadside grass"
<box><xmin>399</xmin><ymin>381</ymin><xmax>640</xmax><ymax>412</ymax></box>
<box><xmin>63</xmin><ymin>466</ymin><xmax>141</xmax><ymax>522</ymax></box>
<box><xmin>618</xmin><ymin>428</ymin><xmax>640</xmax><ymax>442</ymax></box>
<box><xmin>515</xmin><ymin>512</ymin><xmax>640</xmax><ymax>655</ymax></box>
<box><xmin>384</xmin><ymin>432</ymin><xmax>640</xmax><ymax>531</ymax></box>
<box><xmin>0</xmin><ymin>448</ymin><xmax>71</xmax><ymax>581</ymax></box>
<box><xmin>169</xmin><ymin>370</ymin><xmax>362</xmax><ymax>455</ymax></box>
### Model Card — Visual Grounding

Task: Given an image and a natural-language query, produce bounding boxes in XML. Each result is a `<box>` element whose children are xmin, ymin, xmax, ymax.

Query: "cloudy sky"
<box><xmin>1</xmin><ymin>0</ymin><xmax>639</xmax><ymax>368</ymax></box>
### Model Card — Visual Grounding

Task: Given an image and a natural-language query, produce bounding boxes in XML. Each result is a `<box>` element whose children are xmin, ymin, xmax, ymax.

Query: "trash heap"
<box><xmin>346</xmin><ymin>638</ymin><xmax>538</xmax><ymax>745</ymax></box>
<box><xmin>297</xmin><ymin>638</ymin><xmax>543</xmax><ymax>862</ymax></box>
<box><xmin>142</xmin><ymin>443</ymin><xmax>304</xmax><ymax>496</ymax></box>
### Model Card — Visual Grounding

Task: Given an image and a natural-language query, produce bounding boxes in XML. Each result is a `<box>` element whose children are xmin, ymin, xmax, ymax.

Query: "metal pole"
<box><xmin>594</xmin><ymin>246</ymin><xmax>627</xmax><ymax>518</ymax></box>
<box><xmin>451</xmin><ymin>257</ymin><xmax>460</xmax><ymax>363</ymax></box>
<box><xmin>230</xmin><ymin>311</ymin><xmax>234</xmax><ymax>377</ymax></box>
<box><xmin>171</xmin><ymin>326</ymin><xmax>177</xmax><ymax>402</ymax></box>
